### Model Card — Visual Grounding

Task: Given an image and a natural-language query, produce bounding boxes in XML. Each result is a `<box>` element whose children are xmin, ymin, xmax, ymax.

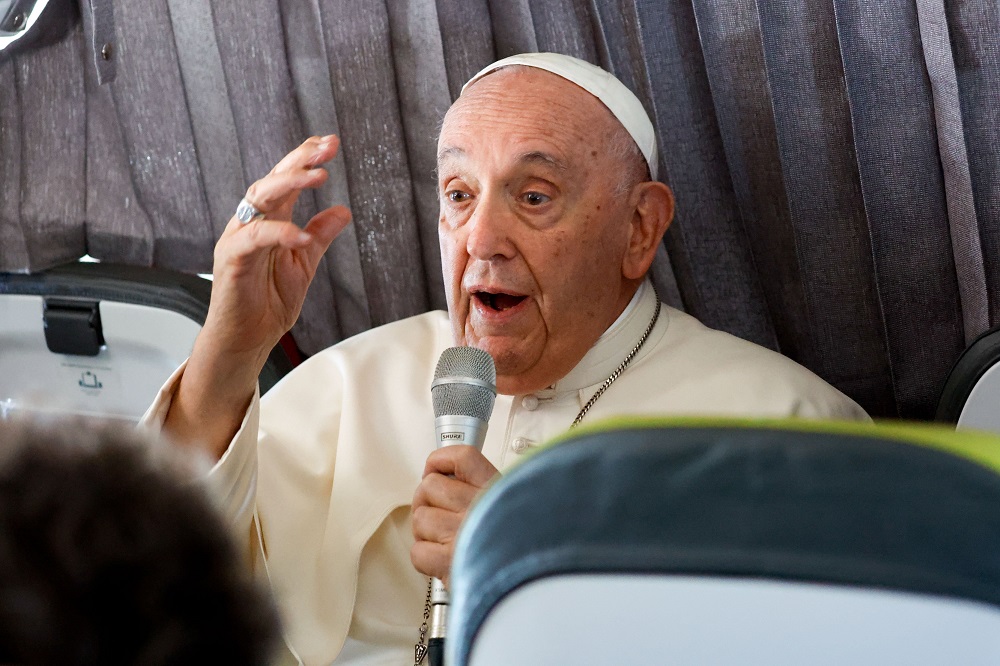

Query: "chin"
<box><xmin>471</xmin><ymin>343</ymin><xmax>532</xmax><ymax>391</ymax></box>
<box><xmin>478</xmin><ymin>342</ymin><xmax>523</xmax><ymax>375</ymax></box>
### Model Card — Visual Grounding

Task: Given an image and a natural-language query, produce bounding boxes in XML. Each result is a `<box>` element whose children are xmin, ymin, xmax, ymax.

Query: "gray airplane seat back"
<box><xmin>937</xmin><ymin>327</ymin><xmax>1000</xmax><ymax>434</ymax></box>
<box><xmin>0</xmin><ymin>262</ymin><xmax>292</xmax><ymax>424</ymax></box>
<box><xmin>448</xmin><ymin>419</ymin><xmax>1000</xmax><ymax>666</ymax></box>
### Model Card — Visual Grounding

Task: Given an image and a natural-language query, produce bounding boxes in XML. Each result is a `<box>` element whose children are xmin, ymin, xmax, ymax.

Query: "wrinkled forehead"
<box><xmin>438</xmin><ymin>68</ymin><xmax>620</xmax><ymax>159</ymax></box>
<box><xmin>448</xmin><ymin>65</ymin><xmax>615</xmax><ymax>125</ymax></box>
<box><xmin>454</xmin><ymin>54</ymin><xmax>658</xmax><ymax>179</ymax></box>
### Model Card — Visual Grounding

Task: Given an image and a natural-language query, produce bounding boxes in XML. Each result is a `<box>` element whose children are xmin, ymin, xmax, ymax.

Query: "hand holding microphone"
<box><xmin>411</xmin><ymin>347</ymin><xmax>497</xmax><ymax>666</ymax></box>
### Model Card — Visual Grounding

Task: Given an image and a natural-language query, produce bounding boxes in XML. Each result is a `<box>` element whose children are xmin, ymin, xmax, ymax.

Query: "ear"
<box><xmin>621</xmin><ymin>182</ymin><xmax>675</xmax><ymax>280</ymax></box>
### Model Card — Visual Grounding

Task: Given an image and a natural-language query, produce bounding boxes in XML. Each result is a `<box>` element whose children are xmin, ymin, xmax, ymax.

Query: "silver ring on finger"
<box><xmin>236</xmin><ymin>197</ymin><xmax>266</xmax><ymax>225</ymax></box>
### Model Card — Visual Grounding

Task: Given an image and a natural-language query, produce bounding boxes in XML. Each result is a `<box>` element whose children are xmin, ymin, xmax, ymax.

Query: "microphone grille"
<box><xmin>432</xmin><ymin>347</ymin><xmax>496</xmax><ymax>420</ymax></box>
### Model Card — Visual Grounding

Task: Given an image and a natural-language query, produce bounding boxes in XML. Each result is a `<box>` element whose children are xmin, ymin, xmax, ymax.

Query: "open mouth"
<box><xmin>473</xmin><ymin>291</ymin><xmax>527</xmax><ymax>313</ymax></box>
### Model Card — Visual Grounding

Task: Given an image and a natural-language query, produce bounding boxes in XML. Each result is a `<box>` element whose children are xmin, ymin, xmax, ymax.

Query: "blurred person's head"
<box><xmin>0</xmin><ymin>418</ymin><xmax>280</xmax><ymax>665</ymax></box>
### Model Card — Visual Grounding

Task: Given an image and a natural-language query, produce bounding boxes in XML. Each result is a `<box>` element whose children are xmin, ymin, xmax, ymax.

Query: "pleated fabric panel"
<box><xmin>15</xmin><ymin>30</ymin><xmax>88</xmax><ymax>270</ymax></box>
<box><xmin>79</xmin><ymin>1</ymin><xmax>155</xmax><ymax>267</ymax></box>
<box><xmin>755</xmin><ymin>0</ymin><xmax>896</xmax><ymax>415</ymax></box>
<box><xmin>435</xmin><ymin>0</ymin><xmax>496</xmax><ymax>99</ymax></box>
<box><xmin>166</xmin><ymin>0</ymin><xmax>242</xmax><ymax>234</ymax></box>
<box><xmin>318</xmin><ymin>0</ymin><xmax>430</xmax><ymax>334</ymax></box>
<box><xmin>915</xmin><ymin>0</ymin><xmax>988</xmax><ymax>344</ymax></box>
<box><xmin>833</xmin><ymin>0</ymin><xmax>966</xmax><ymax>417</ymax></box>
<box><xmin>105</xmin><ymin>0</ymin><xmax>215</xmax><ymax>271</ymax></box>
<box><xmin>946</xmin><ymin>0</ymin><xmax>1000</xmax><ymax>329</ymax></box>
<box><xmin>692</xmin><ymin>0</ymin><xmax>814</xmax><ymax>365</ymax></box>
<box><xmin>526</xmin><ymin>0</ymin><xmax>597</xmax><ymax>61</ymax></box>
<box><xmin>0</xmin><ymin>55</ymin><xmax>29</xmax><ymax>270</ymax></box>
<box><xmin>384</xmin><ymin>0</ymin><xmax>451</xmax><ymax>313</ymax></box>
<box><xmin>485</xmin><ymin>0</ymin><xmax>538</xmax><ymax>56</ymax></box>
<box><xmin>212</xmin><ymin>0</ymin><xmax>349</xmax><ymax>354</ymax></box>
<box><xmin>633</xmin><ymin>0</ymin><xmax>778</xmax><ymax>351</ymax></box>
<box><xmin>0</xmin><ymin>26</ymin><xmax>87</xmax><ymax>271</ymax></box>
<box><xmin>280</xmin><ymin>0</ymin><xmax>370</xmax><ymax>350</ymax></box>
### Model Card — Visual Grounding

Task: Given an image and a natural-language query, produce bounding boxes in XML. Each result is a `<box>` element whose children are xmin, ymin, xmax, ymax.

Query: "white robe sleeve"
<box><xmin>137</xmin><ymin>360</ymin><xmax>260</xmax><ymax>558</ymax></box>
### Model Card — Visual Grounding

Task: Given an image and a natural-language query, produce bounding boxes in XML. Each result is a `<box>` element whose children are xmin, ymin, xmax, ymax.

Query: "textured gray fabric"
<box><xmin>633</xmin><ymin>0</ymin><xmax>778</xmax><ymax>352</ymax></box>
<box><xmin>487</xmin><ymin>0</ymin><xmax>538</xmax><ymax>57</ymax></box>
<box><xmin>0</xmin><ymin>57</ymin><xmax>28</xmax><ymax>270</ymax></box>
<box><xmin>16</xmin><ymin>29</ymin><xmax>88</xmax><ymax>270</ymax></box>
<box><xmin>915</xmin><ymin>0</ymin><xmax>989</xmax><ymax>345</ymax></box>
<box><xmin>527</xmin><ymin>0</ymin><xmax>596</xmax><ymax>62</ymax></box>
<box><xmin>435</xmin><ymin>0</ymin><xmax>495</xmax><ymax>99</ymax></box>
<box><xmin>319</xmin><ymin>0</ymin><xmax>429</xmax><ymax>329</ymax></box>
<box><xmin>385</xmin><ymin>0</ymin><xmax>450</xmax><ymax>312</ymax></box>
<box><xmin>281</xmin><ymin>0</ymin><xmax>369</xmax><ymax>350</ymax></box>
<box><xmin>946</xmin><ymin>0</ymin><xmax>1000</xmax><ymax>329</ymax></box>
<box><xmin>213</xmin><ymin>0</ymin><xmax>343</xmax><ymax>354</ymax></box>
<box><xmin>166</xmin><ymin>0</ymin><xmax>242</xmax><ymax>232</ymax></box>
<box><xmin>3</xmin><ymin>0</ymin><xmax>999</xmax><ymax>419</ymax></box>
<box><xmin>212</xmin><ymin>0</ymin><xmax>304</xmax><ymax>225</ymax></box>
<box><xmin>833</xmin><ymin>0</ymin><xmax>966</xmax><ymax>417</ymax></box>
<box><xmin>107</xmin><ymin>0</ymin><xmax>213</xmax><ymax>270</ymax></box>
<box><xmin>80</xmin><ymin>0</ymin><xmax>154</xmax><ymax>267</ymax></box>
<box><xmin>691</xmin><ymin>0</ymin><xmax>813</xmax><ymax>365</ymax></box>
<box><xmin>756</xmin><ymin>0</ymin><xmax>896</xmax><ymax>414</ymax></box>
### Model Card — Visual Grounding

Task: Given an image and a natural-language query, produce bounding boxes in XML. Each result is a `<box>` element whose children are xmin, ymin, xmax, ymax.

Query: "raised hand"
<box><xmin>206</xmin><ymin>135</ymin><xmax>351</xmax><ymax>357</ymax></box>
<box><xmin>163</xmin><ymin>136</ymin><xmax>351</xmax><ymax>458</ymax></box>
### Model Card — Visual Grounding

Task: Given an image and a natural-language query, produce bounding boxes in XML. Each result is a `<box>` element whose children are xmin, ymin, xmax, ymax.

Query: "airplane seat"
<box><xmin>447</xmin><ymin>418</ymin><xmax>1000</xmax><ymax>666</ymax></box>
<box><xmin>0</xmin><ymin>262</ymin><xmax>293</xmax><ymax>424</ymax></box>
<box><xmin>937</xmin><ymin>326</ymin><xmax>1000</xmax><ymax>434</ymax></box>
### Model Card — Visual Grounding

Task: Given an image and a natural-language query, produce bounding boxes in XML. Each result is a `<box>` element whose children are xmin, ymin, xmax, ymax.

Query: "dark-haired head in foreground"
<box><xmin>0</xmin><ymin>419</ymin><xmax>280</xmax><ymax>665</ymax></box>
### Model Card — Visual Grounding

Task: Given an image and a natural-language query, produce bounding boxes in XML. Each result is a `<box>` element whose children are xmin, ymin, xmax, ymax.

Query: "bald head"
<box><xmin>461</xmin><ymin>52</ymin><xmax>659</xmax><ymax>179</ymax></box>
<box><xmin>461</xmin><ymin>65</ymin><xmax>648</xmax><ymax>196</ymax></box>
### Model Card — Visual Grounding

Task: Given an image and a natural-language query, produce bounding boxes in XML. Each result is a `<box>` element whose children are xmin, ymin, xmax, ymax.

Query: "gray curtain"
<box><xmin>1</xmin><ymin>0</ymin><xmax>997</xmax><ymax>420</ymax></box>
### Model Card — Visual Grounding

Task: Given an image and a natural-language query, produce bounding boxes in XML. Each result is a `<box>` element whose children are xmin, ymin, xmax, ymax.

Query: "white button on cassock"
<box><xmin>511</xmin><ymin>437</ymin><xmax>535</xmax><ymax>454</ymax></box>
<box><xmin>521</xmin><ymin>395</ymin><xmax>540</xmax><ymax>411</ymax></box>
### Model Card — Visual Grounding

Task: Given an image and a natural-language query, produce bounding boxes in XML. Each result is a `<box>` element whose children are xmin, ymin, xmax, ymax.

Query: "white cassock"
<box><xmin>142</xmin><ymin>280</ymin><xmax>868</xmax><ymax>665</ymax></box>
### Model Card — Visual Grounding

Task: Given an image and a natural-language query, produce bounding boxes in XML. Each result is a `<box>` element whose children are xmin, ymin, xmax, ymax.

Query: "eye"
<box><xmin>447</xmin><ymin>190</ymin><xmax>471</xmax><ymax>203</ymax></box>
<box><xmin>522</xmin><ymin>191</ymin><xmax>551</xmax><ymax>206</ymax></box>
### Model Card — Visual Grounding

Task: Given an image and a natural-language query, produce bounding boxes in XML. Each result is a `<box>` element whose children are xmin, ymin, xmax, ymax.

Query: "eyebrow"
<box><xmin>436</xmin><ymin>146</ymin><xmax>569</xmax><ymax>173</ymax></box>
<box><xmin>437</xmin><ymin>146</ymin><xmax>465</xmax><ymax>162</ymax></box>
<box><xmin>516</xmin><ymin>150</ymin><xmax>569</xmax><ymax>172</ymax></box>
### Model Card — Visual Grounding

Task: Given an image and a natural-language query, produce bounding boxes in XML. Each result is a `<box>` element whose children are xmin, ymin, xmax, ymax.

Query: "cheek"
<box><xmin>439</xmin><ymin>229</ymin><xmax>465</xmax><ymax>280</ymax></box>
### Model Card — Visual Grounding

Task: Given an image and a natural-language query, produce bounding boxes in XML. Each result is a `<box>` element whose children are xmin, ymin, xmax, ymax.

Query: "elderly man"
<box><xmin>145</xmin><ymin>53</ymin><xmax>867</xmax><ymax>664</ymax></box>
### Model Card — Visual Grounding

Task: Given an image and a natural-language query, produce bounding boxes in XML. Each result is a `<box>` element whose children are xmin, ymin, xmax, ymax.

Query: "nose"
<box><xmin>466</xmin><ymin>191</ymin><xmax>516</xmax><ymax>261</ymax></box>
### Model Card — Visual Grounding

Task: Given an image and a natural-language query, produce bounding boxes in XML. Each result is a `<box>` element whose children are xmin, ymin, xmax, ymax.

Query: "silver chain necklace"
<box><xmin>571</xmin><ymin>295</ymin><xmax>661</xmax><ymax>427</ymax></box>
<box><xmin>413</xmin><ymin>292</ymin><xmax>662</xmax><ymax>665</ymax></box>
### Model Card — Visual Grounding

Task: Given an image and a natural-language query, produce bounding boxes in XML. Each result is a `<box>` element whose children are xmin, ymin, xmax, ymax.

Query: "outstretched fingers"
<box><xmin>215</xmin><ymin>221</ymin><xmax>312</xmax><ymax>271</ymax></box>
<box><xmin>225</xmin><ymin>135</ymin><xmax>342</xmax><ymax>231</ymax></box>
<box><xmin>243</xmin><ymin>168</ymin><xmax>330</xmax><ymax>218</ymax></box>
<box><xmin>302</xmin><ymin>206</ymin><xmax>352</xmax><ymax>266</ymax></box>
<box><xmin>271</xmin><ymin>134</ymin><xmax>340</xmax><ymax>175</ymax></box>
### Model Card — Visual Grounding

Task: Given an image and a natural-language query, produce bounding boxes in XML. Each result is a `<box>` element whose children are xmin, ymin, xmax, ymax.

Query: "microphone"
<box><xmin>427</xmin><ymin>346</ymin><xmax>496</xmax><ymax>666</ymax></box>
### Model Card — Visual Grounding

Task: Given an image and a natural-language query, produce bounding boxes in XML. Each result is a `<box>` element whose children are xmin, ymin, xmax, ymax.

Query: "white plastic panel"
<box><xmin>0</xmin><ymin>294</ymin><xmax>201</xmax><ymax>422</ymax></box>
<box><xmin>468</xmin><ymin>575</ymin><xmax>1000</xmax><ymax>666</ymax></box>
<box><xmin>958</xmin><ymin>363</ymin><xmax>1000</xmax><ymax>435</ymax></box>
